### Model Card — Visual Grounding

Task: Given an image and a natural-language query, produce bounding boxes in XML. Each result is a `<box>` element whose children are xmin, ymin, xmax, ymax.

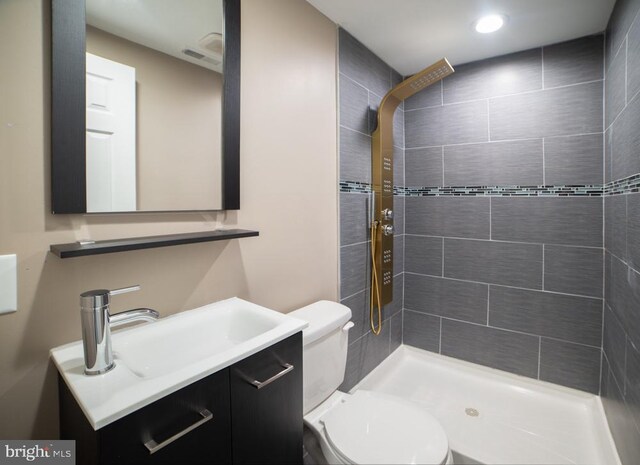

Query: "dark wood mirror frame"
<box><xmin>51</xmin><ymin>0</ymin><xmax>240</xmax><ymax>214</ymax></box>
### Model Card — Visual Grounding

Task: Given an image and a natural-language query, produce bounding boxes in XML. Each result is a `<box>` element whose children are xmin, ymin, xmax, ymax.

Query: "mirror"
<box><xmin>51</xmin><ymin>0</ymin><xmax>240</xmax><ymax>213</ymax></box>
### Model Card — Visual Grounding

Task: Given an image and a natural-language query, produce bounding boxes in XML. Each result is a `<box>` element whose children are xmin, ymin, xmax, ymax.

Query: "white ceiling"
<box><xmin>306</xmin><ymin>0</ymin><xmax>616</xmax><ymax>75</ymax></box>
<box><xmin>86</xmin><ymin>0</ymin><xmax>224</xmax><ymax>72</ymax></box>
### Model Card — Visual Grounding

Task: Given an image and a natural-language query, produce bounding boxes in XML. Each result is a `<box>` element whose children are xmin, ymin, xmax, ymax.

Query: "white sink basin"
<box><xmin>115</xmin><ymin>304</ymin><xmax>283</xmax><ymax>379</ymax></box>
<box><xmin>50</xmin><ymin>298</ymin><xmax>307</xmax><ymax>429</ymax></box>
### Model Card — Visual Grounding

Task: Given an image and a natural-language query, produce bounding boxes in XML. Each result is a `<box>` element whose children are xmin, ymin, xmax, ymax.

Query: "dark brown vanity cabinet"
<box><xmin>59</xmin><ymin>333</ymin><xmax>302</xmax><ymax>465</ymax></box>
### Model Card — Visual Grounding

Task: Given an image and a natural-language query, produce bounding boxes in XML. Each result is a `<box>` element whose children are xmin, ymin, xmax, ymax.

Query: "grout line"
<box><xmin>406</xmin><ymin>133</ymin><xmax>602</xmax><ymax>151</ymax></box>
<box><xmin>486</xmin><ymin>286</ymin><xmax>490</xmax><ymax>325</ymax></box>
<box><xmin>441</xmin><ymin>237</ymin><xmax>445</xmax><ymax>276</ymax></box>
<box><xmin>542</xmin><ymin>244</ymin><xmax>545</xmax><ymax>290</ymax></box>
<box><xmin>403</xmin><ymin>79</ymin><xmax>604</xmax><ymax>113</ymax></box>
<box><xmin>404</xmin><ymin>271</ymin><xmax>603</xmax><ymax>300</ymax></box>
<box><xmin>537</xmin><ymin>337</ymin><xmax>542</xmax><ymax>379</ymax></box>
<box><xmin>340</xmin><ymin>125</ymin><xmax>372</xmax><ymax>139</ymax></box>
<box><xmin>402</xmin><ymin>234</ymin><xmax>604</xmax><ymax>250</ymax></box>
<box><xmin>340</xmin><ymin>240</ymin><xmax>370</xmax><ymax>249</ymax></box>
<box><xmin>403</xmin><ymin>308</ymin><xmax>603</xmax><ymax>349</ymax></box>
<box><xmin>542</xmin><ymin>138</ymin><xmax>546</xmax><ymax>186</ymax></box>
<box><xmin>489</xmin><ymin>197</ymin><xmax>492</xmax><ymax>240</ymax></box>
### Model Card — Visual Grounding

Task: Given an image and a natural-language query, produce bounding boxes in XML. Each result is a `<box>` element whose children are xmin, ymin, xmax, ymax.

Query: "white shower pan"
<box><xmin>351</xmin><ymin>345</ymin><xmax>620</xmax><ymax>465</ymax></box>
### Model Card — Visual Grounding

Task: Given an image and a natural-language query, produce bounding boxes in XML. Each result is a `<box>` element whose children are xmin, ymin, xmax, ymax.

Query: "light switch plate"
<box><xmin>0</xmin><ymin>254</ymin><xmax>17</xmax><ymax>314</ymax></box>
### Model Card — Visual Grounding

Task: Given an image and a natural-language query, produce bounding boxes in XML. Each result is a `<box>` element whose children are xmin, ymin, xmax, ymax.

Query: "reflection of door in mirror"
<box><xmin>85</xmin><ymin>0</ymin><xmax>224</xmax><ymax>212</ymax></box>
<box><xmin>86</xmin><ymin>53</ymin><xmax>137</xmax><ymax>213</ymax></box>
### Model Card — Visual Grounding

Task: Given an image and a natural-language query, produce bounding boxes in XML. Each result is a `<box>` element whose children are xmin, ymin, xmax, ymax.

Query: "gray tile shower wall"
<box><xmin>602</xmin><ymin>0</ymin><xmax>640</xmax><ymax>463</ymax></box>
<box><xmin>403</xmin><ymin>35</ymin><xmax>605</xmax><ymax>395</ymax></box>
<box><xmin>338</xmin><ymin>29</ymin><xmax>405</xmax><ymax>391</ymax></box>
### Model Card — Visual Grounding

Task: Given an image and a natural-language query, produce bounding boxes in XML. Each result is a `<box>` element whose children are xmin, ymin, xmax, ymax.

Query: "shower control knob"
<box><xmin>382</xmin><ymin>209</ymin><xmax>394</xmax><ymax>220</ymax></box>
<box><xmin>382</xmin><ymin>224</ymin><xmax>394</xmax><ymax>236</ymax></box>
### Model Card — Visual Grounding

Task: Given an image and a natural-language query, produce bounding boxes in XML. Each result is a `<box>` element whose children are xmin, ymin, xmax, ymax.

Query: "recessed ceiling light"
<box><xmin>474</xmin><ymin>14</ymin><xmax>506</xmax><ymax>34</ymax></box>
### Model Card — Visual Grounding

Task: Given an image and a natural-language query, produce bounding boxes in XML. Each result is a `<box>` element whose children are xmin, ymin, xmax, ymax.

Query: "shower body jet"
<box><xmin>369</xmin><ymin>59</ymin><xmax>454</xmax><ymax>333</ymax></box>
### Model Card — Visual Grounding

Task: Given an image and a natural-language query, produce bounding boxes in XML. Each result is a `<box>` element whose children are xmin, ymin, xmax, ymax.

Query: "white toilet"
<box><xmin>289</xmin><ymin>301</ymin><xmax>453</xmax><ymax>465</ymax></box>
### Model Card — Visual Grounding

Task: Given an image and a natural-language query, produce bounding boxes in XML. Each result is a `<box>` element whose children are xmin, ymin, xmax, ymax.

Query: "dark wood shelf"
<box><xmin>50</xmin><ymin>229</ymin><xmax>259</xmax><ymax>258</ymax></box>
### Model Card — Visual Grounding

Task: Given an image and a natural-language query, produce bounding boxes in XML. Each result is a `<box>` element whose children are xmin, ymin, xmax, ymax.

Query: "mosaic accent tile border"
<box><xmin>605</xmin><ymin>174</ymin><xmax>640</xmax><ymax>195</ymax></box>
<box><xmin>340</xmin><ymin>174</ymin><xmax>640</xmax><ymax>197</ymax></box>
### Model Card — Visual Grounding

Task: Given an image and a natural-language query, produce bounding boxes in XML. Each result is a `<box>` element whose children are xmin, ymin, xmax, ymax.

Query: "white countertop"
<box><xmin>50</xmin><ymin>297</ymin><xmax>307</xmax><ymax>430</ymax></box>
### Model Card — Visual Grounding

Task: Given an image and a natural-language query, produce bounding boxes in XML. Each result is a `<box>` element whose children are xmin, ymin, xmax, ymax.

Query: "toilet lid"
<box><xmin>322</xmin><ymin>390</ymin><xmax>449</xmax><ymax>465</ymax></box>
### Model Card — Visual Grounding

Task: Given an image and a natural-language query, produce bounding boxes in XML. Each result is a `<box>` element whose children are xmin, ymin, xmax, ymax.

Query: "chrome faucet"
<box><xmin>80</xmin><ymin>285</ymin><xmax>159</xmax><ymax>375</ymax></box>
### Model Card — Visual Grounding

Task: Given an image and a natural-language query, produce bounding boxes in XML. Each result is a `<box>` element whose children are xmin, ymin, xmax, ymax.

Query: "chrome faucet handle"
<box><xmin>109</xmin><ymin>285</ymin><xmax>141</xmax><ymax>296</ymax></box>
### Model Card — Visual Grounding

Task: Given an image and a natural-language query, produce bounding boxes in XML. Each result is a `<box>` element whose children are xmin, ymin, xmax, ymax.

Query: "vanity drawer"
<box><xmin>230</xmin><ymin>332</ymin><xmax>303</xmax><ymax>464</ymax></box>
<box><xmin>60</xmin><ymin>369</ymin><xmax>232</xmax><ymax>465</ymax></box>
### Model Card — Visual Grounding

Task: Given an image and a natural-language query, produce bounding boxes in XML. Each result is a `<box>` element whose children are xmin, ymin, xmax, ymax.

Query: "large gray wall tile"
<box><xmin>393</xmin><ymin>108</ymin><xmax>405</xmax><ymax>149</ymax></box>
<box><xmin>628</xmin><ymin>18</ymin><xmax>640</xmax><ymax>101</ymax></box>
<box><xmin>544</xmin><ymin>134</ymin><xmax>604</xmax><ymax>185</ymax></box>
<box><xmin>539</xmin><ymin>338</ymin><xmax>601</xmax><ymax>393</ymax></box>
<box><xmin>605</xmin><ymin>194</ymin><xmax>627</xmax><ymax>259</ymax></box>
<box><xmin>405</xmin><ymin>147</ymin><xmax>443</xmax><ymax>187</ymax></box>
<box><xmin>339</xmin><ymin>73</ymin><xmax>369</xmax><ymax>134</ymax></box>
<box><xmin>405</xmin><ymin>100</ymin><xmax>488</xmax><ymax>147</ymax></box>
<box><xmin>439</xmin><ymin>242</ymin><xmax>522</xmax><ymax>289</ymax></box>
<box><xmin>403</xmin><ymin>310</ymin><xmax>440</xmax><ymax>353</ymax></box>
<box><xmin>405</xmin><ymin>81</ymin><xmax>442</xmax><ymax>110</ymax></box>
<box><xmin>491</xmin><ymin>197</ymin><xmax>603</xmax><ymax>247</ymax></box>
<box><xmin>394</xmin><ymin>196</ymin><xmax>405</xmax><ymax>235</ymax></box>
<box><xmin>544</xmin><ymin>245</ymin><xmax>603</xmax><ymax>297</ymax></box>
<box><xmin>489</xmin><ymin>81</ymin><xmax>603</xmax><ymax>140</ymax></box>
<box><xmin>406</xmin><ymin>196</ymin><xmax>490</xmax><ymax>239</ymax></box>
<box><xmin>604</xmin><ymin>304</ymin><xmax>627</xmax><ymax>386</ymax></box>
<box><xmin>340</xmin><ymin>193</ymin><xmax>369</xmax><ymax>246</ymax></box>
<box><xmin>340</xmin><ymin>323</ymin><xmax>390</xmax><ymax>391</ymax></box>
<box><xmin>340</xmin><ymin>128</ymin><xmax>371</xmax><ymax>183</ymax></box>
<box><xmin>444</xmin><ymin>239</ymin><xmax>542</xmax><ymax>288</ymax></box>
<box><xmin>393</xmin><ymin>235</ymin><xmax>404</xmax><ymax>277</ymax></box>
<box><xmin>628</xmin><ymin>194</ymin><xmax>640</xmax><ymax>269</ymax></box>
<box><xmin>341</xmin><ymin>289</ymin><xmax>369</xmax><ymax>342</ymax></box>
<box><xmin>444</xmin><ymin>140</ymin><xmax>543</xmax><ymax>186</ymax></box>
<box><xmin>489</xmin><ymin>286</ymin><xmax>603</xmax><ymax>346</ymax></box>
<box><xmin>610</xmin><ymin>256</ymin><xmax>640</xmax><ymax>350</ymax></box>
<box><xmin>543</xmin><ymin>36</ymin><xmax>604</xmax><ymax>88</ymax></box>
<box><xmin>338</xmin><ymin>29</ymin><xmax>391</xmax><ymax>98</ymax></box>
<box><xmin>441</xmin><ymin>319</ymin><xmax>540</xmax><ymax>378</ymax></box>
<box><xmin>368</xmin><ymin>91</ymin><xmax>382</xmax><ymax>133</ymax></box>
<box><xmin>605</xmin><ymin>128</ymin><xmax>613</xmax><ymax>183</ymax></box>
<box><xmin>626</xmin><ymin>341</ymin><xmax>640</xmax><ymax>432</ymax></box>
<box><xmin>443</xmin><ymin>49</ymin><xmax>542</xmax><ymax>104</ymax></box>
<box><xmin>385</xmin><ymin>273</ymin><xmax>403</xmax><ymax>319</ymax></box>
<box><xmin>612</xmin><ymin>92</ymin><xmax>640</xmax><ymax>180</ymax></box>
<box><xmin>390</xmin><ymin>312</ymin><xmax>403</xmax><ymax>353</ymax></box>
<box><xmin>601</xmin><ymin>360</ymin><xmax>640</xmax><ymax>465</ymax></box>
<box><xmin>340</xmin><ymin>242</ymin><xmax>369</xmax><ymax>298</ymax></box>
<box><xmin>405</xmin><ymin>235</ymin><xmax>443</xmax><ymax>276</ymax></box>
<box><xmin>606</xmin><ymin>41</ymin><xmax>627</xmax><ymax>129</ymax></box>
<box><xmin>606</xmin><ymin>0</ymin><xmax>640</xmax><ymax>63</ymax></box>
<box><xmin>405</xmin><ymin>273</ymin><xmax>488</xmax><ymax>324</ymax></box>
<box><xmin>394</xmin><ymin>146</ymin><xmax>405</xmax><ymax>187</ymax></box>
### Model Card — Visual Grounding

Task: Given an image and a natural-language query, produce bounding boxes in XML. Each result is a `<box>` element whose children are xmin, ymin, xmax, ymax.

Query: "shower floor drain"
<box><xmin>465</xmin><ymin>407</ymin><xmax>480</xmax><ymax>417</ymax></box>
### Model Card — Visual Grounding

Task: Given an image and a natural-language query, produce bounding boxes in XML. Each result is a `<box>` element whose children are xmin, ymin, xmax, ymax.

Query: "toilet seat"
<box><xmin>320</xmin><ymin>390</ymin><xmax>450</xmax><ymax>465</ymax></box>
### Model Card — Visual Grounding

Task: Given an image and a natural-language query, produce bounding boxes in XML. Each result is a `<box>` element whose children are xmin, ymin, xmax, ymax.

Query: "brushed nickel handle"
<box><xmin>144</xmin><ymin>409</ymin><xmax>213</xmax><ymax>454</ymax></box>
<box><xmin>250</xmin><ymin>363</ymin><xmax>294</xmax><ymax>389</ymax></box>
<box><xmin>109</xmin><ymin>285</ymin><xmax>141</xmax><ymax>296</ymax></box>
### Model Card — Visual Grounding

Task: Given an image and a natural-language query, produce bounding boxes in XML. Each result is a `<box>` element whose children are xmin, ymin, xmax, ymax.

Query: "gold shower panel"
<box><xmin>371</xmin><ymin>59</ymin><xmax>454</xmax><ymax>310</ymax></box>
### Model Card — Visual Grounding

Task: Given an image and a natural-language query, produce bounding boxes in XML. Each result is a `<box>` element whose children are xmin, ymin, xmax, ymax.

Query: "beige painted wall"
<box><xmin>0</xmin><ymin>0</ymin><xmax>338</xmax><ymax>439</ymax></box>
<box><xmin>87</xmin><ymin>26</ymin><xmax>223</xmax><ymax>211</ymax></box>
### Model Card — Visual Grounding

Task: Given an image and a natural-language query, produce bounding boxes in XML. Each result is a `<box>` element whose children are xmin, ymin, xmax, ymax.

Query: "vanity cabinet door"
<box><xmin>229</xmin><ymin>332</ymin><xmax>303</xmax><ymax>465</ymax></box>
<box><xmin>98</xmin><ymin>369</ymin><xmax>232</xmax><ymax>465</ymax></box>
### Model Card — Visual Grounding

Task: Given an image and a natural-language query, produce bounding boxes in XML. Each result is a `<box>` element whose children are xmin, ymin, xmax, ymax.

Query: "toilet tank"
<box><xmin>288</xmin><ymin>301</ymin><xmax>352</xmax><ymax>414</ymax></box>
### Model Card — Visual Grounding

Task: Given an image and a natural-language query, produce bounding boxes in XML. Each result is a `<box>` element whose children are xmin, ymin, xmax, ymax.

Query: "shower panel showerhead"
<box><xmin>370</xmin><ymin>58</ymin><xmax>454</xmax><ymax>318</ymax></box>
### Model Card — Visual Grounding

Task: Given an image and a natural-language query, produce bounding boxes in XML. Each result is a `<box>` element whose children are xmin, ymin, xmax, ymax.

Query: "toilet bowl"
<box><xmin>289</xmin><ymin>301</ymin><xmax>453</xmax><ymax>465</ymax></box>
